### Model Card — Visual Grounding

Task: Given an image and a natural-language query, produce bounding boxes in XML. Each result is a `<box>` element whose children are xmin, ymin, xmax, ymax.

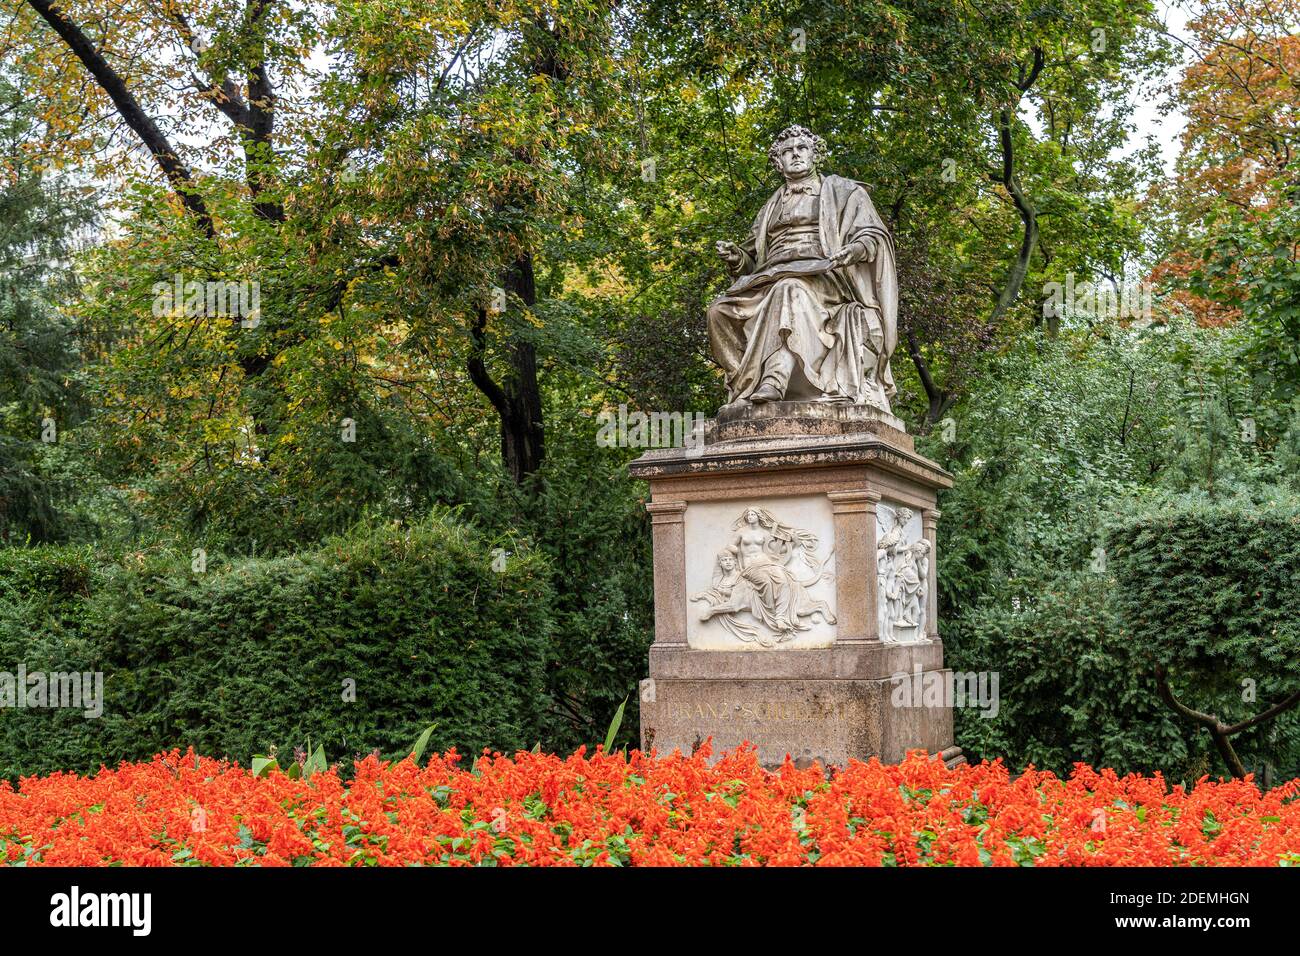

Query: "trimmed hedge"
<box><xmin>1109</xmin><ymin>493</ymin><xmax>1300</xmax><ymax>678</ymax></box>
<box><xmin>0</xmin><ymin>516</ymin><xmax>553</xmax><ymax>778</ymax></box>
<box><xmin>1108</xmin><ymin>492</ymin><xmax>1300</xmax><ymax>776</ymax></box>
<box><xmin>947</xmin><ymin>572</ymin><xmax>1191</xmax><ymax>777</ymax></box>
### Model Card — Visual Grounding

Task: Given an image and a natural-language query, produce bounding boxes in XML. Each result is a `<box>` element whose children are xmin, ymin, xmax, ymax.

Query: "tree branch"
<box><xmin>1155</xmin><ymin>666</ymin><xmax>1247</xmax><ymax>779</ymax></box>
<box><xmin>1224</xmin><ymin>686</ymin><xmax>1300</xmax><ymax>736</ymax></box>
<box><xmin>987</xmin><ymin>106</ymin><xmax>1039</xmax><ymax>323</ymax></box>
<box><xmin>905</xmin><ymin>327</ymin><xmax>952</xmax><ymax>428</ymax></box>
<box><xmin>986</xmin><ymin>47</ymin><xmax>1043</xmax><ymax>325</ymax></box>
<box><xmin>163</xmin><ymin>5</ymin><xmax>253</xmax><ymax>128</ymax></box>
<box><xmin>467</xmin><ymin>307</ymin><xmax>511</xmax><ymax>422</ymax></box>
<box><xmin>27</xmin><ymin>0</ymin><xmax>214</xmax><ymax>236</ymax></box>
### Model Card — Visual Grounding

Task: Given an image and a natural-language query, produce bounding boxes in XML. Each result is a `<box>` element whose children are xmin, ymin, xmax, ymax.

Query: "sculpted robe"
<box><xmin>707</xmin><ymin>174</ymin><xmax>898</xmax><ymax>409</ymax></box>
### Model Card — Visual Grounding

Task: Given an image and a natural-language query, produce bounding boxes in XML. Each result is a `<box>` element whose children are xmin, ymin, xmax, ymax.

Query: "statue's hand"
<box><xmin>830</xmin><ymin>239</ymin><xmax>875</xmax><ymax>268</ymax></box>
<box><xmin>715</xmin><ymin>240</ymin><xmax>745</xmax><ymax>269</ymax></box>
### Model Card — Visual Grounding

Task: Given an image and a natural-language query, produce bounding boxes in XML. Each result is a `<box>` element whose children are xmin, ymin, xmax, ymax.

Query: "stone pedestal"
<box><xmin>629</xmin><ymin>402</ymin><xmax>954</xmax><ymax>770</ymax></box>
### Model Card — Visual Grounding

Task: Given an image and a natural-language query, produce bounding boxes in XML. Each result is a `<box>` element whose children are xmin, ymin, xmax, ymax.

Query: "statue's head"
<box><xmin>734</xmin><ymin>506</ymin><xmax>775</xmax><ymax>530</ymax></box>
<box><xmin>768</xmin><ymin>125</ymin><xmax>827</xmax><ymax>179</ymax></box>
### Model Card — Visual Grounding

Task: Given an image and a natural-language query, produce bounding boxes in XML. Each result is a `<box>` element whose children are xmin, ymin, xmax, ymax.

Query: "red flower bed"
<box><xmin>2</xmin><ymin>745</ymin><xmax>1298</xmax><ymax>866</ymax></box>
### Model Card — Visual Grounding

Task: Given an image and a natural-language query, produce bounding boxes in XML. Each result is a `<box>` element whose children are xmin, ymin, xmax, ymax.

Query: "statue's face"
<box><xmin>745</xmin><ymin>509</ymin><xmax>759</xmax><ymax>523</ymax></box>
<box><xmin>773</xmin><ymin>137</ymin><xmax>816</xmax><ymax>179</ymax></box>
<box><xmin>720</xmin><ymin>554</ymin><xmax>736</xmax><ymax>571</ymax></box>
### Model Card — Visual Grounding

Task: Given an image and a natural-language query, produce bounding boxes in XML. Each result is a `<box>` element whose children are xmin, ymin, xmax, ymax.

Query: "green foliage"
<box><xmin>952</xmin><ymin>572</ymin><xmax>1190</xmax><ymax>777</ymax></box>
<box><xmin>928</xmin><ymin>320</ymin><xmax>1190</xmax><ymax>617</ymax></box>
<box><xmin>74</xmin><ymin>180</ymin><xmax>480</xmax><ymax>554</ymax></box>
<box><xmin>465</xmin><ymin>415</ymin><xmax>654</xmax><ymax>753</ymax></box>
<box><xmin>0</xmin><ymin>513</ymin><xmax>553</xmax><ymax>778</ymax></box>
<box><xmin>0</xmin><ymin>77</ymin><xmax>99</xmax><ymax>544</ymax></box>
<box><xmin>408</xmin><ymin>721</ymin><xmax>438</xmax><ymax>764</ymax></box>
<box><xmin>928</xmin><ymin>318</ymin><xmax>1266</xmax><ymax>777</ymax></box>
<box><xmin>602</xmin><ymin>695</ymin><xmax>629</xmax><ymax>754</ymax></box>
<box><xmin>1190</xmin><ymin>168</ymin><xmax>1300</xmax><ymax>416</ymax></box>
<box><xmin>1108</xmin><ymin>491</ymin><xmax>1300</xmax><ymax>778</ymax></box>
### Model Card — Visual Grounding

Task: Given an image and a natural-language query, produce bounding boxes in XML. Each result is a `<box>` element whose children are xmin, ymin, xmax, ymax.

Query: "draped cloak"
<box><xmin>707</xmin><ymin>174</ymin><xmax>898</xmax><ymax>408</ymax></box>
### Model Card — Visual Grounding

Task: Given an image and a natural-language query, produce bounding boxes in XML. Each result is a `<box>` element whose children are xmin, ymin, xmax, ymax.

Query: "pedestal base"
<box><xmin>640</xmin><ymin>641</ymin><xmax>952</xmax><ymax>768</ymax></box>
<box><xmin>629</xmin><ymin>407</ymin><xmax>954</xmax><ymax>770</ymax></box>
<box><xmin>641</xmin><ymin>673</ymin><xmax>954</xmax><ymax>770</ymax></box>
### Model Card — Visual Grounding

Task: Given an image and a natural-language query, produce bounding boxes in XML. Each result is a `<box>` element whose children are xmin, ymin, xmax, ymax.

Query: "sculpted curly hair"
<box><xmin>768</xmin><ymin>125</ymin><xmax>828</xmax><ymax>172</ymax></box>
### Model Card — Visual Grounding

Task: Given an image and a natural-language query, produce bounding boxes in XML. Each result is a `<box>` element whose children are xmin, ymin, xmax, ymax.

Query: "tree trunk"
<box><xmin>467</xmin><ymin>255</ymin><xmax>546</xmax><ymax>484</ymax></box>
<box><xmin>988</xmin><ymin>49</ymin><xmax>1044</xmax><ymax>326</ymax></box>
<box><xmin>988</xmin><ymin>106</ymin><xmax>1039</xmax><ymax>326</ymax></box>
<box><xmin>244</xmin><ymin>0</ymin><xmax>283</xmax><ymax>224</ymax></box>
<box><xmin>27</xmin><ymin>0</ymin><xmax>215</xmax><ymax>235</ymax></box>
<box><xmin>462</xmin><ymin>16</ymin><xmax>570</xmax><ymax>483</ymax></box>
<box><xmin>906</xmin><ymin>328</ymin><xmax>954</xmax><ymax>430</ymax></box>
<box><xmin>499</xmin><ymin>257</ymin><xmax>545</xmax><ymax>481</ymax></box>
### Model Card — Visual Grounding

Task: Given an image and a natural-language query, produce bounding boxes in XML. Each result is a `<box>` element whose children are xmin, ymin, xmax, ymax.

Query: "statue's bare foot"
<box><xmin>750</xmin><ymin>383</ymin><xmax>783</xmax><ymax>404</ymax></box>
<box><xmin>719</xmin><ymin>398</ymin><xmax>751</xmax><ymax>415</ymax></box>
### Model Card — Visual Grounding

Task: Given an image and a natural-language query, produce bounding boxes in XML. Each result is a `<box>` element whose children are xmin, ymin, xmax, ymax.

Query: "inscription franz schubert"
<box><xmin>657</xmin><ymin>699</ymin><xmax>857</xmax><ymax>722</ymax></box>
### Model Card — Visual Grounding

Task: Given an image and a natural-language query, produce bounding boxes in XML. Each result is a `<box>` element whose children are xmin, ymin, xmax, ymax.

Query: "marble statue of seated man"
<box><xmin>708</xmin><ymin>125</ymin><xmax>899</xmax><ymax>413</ymax></box>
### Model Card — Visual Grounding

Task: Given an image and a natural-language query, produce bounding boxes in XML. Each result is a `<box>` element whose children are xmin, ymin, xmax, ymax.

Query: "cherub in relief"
<box><xmin>694</xmin><ymin>547</ymin><xmax>742</xmax><ymax>606</ymax></box>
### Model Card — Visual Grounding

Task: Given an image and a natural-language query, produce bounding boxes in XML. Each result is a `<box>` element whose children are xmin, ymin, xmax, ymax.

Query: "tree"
<box><xmin>1150</xmin><ymin>0</ymin><xmax>1300</xmax><ymax>326</ymax></box>
<box><xmin>0</xmin><ymin>74</ymin><xmax>97</xmax><ymax>542</ymax></box>
<box><xmin>5</xmin><ymin>1</ymin><xmax>633</xmax><ymax>545</ymax></box>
